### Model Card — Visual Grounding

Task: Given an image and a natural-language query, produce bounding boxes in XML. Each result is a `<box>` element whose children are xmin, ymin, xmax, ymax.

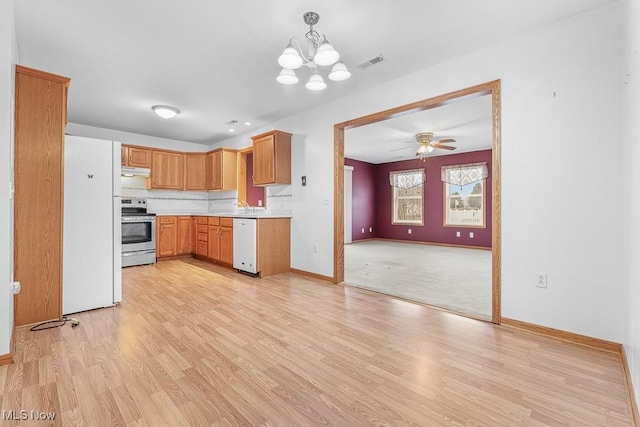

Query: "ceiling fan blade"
<box><xmin>431</xmin><ymin>143</ymin><xmax>457</xmax><ymax>151</ymax></box>
<box><xmin>434</xmin><ymin>138</ymin><xmax>456</xmax><ymax>144</ymax></box>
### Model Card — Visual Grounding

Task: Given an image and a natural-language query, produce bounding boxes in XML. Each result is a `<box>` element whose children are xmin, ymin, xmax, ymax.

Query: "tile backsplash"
<box><xmin>120</xmin><ymin>176</ymin><xmax>293</xmax><ymax>215</ymax></box>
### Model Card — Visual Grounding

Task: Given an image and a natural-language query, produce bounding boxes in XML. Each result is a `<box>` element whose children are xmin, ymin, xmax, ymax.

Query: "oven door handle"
<box><xmin>122</xmin><ymin>249</ymin><xmax>156</xmax><ymax>257</ymax></box>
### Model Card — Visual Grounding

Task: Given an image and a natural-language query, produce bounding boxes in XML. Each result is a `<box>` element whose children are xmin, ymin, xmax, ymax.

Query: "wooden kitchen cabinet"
<box><xmin>185</xmin><ymin>153</ymin><xmax>206</xmax><ymax>190</ymax></box>
<box><xmin>176</xmin><ymin>216</ymin><xmax>192</xmax><ymax>255</ymax></box>
<box><xmin>121</xmin><ymin>145</ymin><xmax>151</xmax><ymax>168</ymax></box>
<box><xmin>151</xmin><ymin>150</ymin><xmax>184</xmax><ymax>189</ymax></box>
<box><xmin>251</xmin><ymin>130</ymin><xmax>292</xmax><ymax>186</ymax></box>
<box><xmin>157</xmin><ymin>216</ymin><xmax>177</xmax><ymax>258</ymax></box>
<box><xmin>206</xmin><ymin>148</ymin><xmax>238</xmax><ymax>191</ymax></box>
<box><xmin>157</xmin><ymin>216</ymin><xmax>192</xmax><ymax>259</ymax></box>
<box><xmin>206</xmin><ymin>217</ymin><xmax>233</xmax><ymax>265</ymax></box>
<box><xmin>256</xmin><ymin>218</ymin><xmax>291</xmax><ymax>277</ymax></box>
<box><xmin>196</xmin><ymin>217</ymin><xmax>209</xmax><ymax>257</ymax></box>
<box><xmin>14</xmin><ymin>65</ymin><xmax>70</xmax><ymax>326</ymax></box>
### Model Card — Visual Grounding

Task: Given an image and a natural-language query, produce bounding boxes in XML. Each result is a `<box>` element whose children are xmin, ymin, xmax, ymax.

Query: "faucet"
<box><xmin>237</xmin><ymin>200</ymin><xmax>250</xmax><ymax>213</ymax></box>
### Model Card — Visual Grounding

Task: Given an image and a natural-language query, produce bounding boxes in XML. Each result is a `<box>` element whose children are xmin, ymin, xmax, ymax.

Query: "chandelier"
<box><xmin>276</xmin><ymin>12</ymin><xmax>351</xmax><ymax>91</ymax></box>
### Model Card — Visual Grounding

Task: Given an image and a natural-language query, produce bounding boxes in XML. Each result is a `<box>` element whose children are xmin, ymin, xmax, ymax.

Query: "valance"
<box><xmin>389</xmin><ymin>169</ymin><xmax>425</xmax><ymax>189</ymax></box>
<box><xmin>441</xmin><ymin>162</ymin><xmax>488</xmax><ymax>187</ymax></box>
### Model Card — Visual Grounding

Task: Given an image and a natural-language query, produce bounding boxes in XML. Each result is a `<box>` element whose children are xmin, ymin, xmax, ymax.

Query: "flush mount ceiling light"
<box><xmin>152</xmin><ymin>105</ymin><xmax>179</xmax><ymax>119</ymax></box>
<box><xmin>276</xmin><ymin>11</ymin><xmax>351</xmax><ymax>91</ymax></box>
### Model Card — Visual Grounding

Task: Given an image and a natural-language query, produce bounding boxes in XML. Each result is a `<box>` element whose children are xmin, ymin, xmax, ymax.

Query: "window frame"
<box><xmin>443</xmin><ymin>179</ymin><xmax>486</xmax><ymax>228</ymax></box>
<box><xmin>390</xmin><ymin>170</ymin><xmax>424</xmax><ymax>226</ymax></box>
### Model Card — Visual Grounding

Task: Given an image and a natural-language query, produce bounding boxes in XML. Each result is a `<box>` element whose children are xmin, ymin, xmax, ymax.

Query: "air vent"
<box><xmin>225</xmin><ymin>119</ymin><xmax>239</xmax><ymax>125</ymax></box>
<box><xmin>358</xmin><ymin>54</ymin><xmax>384</xmax><ymax>70</ymax></box>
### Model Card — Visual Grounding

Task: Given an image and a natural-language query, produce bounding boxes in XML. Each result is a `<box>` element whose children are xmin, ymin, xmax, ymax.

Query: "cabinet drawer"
<box><xmin>197</xmin><ymin>217</ymin><xmax>208</xmax><ymax>225</ymax></box>
<box><xmin>208</xmin><ymin>217</ymin><xmax>220</xmax><ymax>226</ymax></box>
<box><xmin>197</xmin><ymin>232</ymin><xmax>208</xmax><ymax>242</ymax></box>
<box><xmin>220</xmin><ymin>217</ymin><xmax>233</xmax><ymax>228</ymax></box>
<box><xmin>159</xmin><ymin>216</ymin><xmax>176</xmax><ymax>224</ymax></box>
<box><xmin>197</xmin><ymin>224</ymin><xmax>208</xmax><ymax>234</ymax></box>
<box><xmin>196</xmin><ymin>240</ymin><xmax>208</xmax><ymax>257</ymax></box>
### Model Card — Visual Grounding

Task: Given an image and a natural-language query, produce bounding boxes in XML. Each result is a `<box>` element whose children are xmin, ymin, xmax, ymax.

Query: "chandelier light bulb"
<box><xmin>328</xmin><ymin>62</ymin><xmax>351</xmax><ymax>81</ymax></box>
<box><xmin>278</xmin><ymin>44</ymin><xmax>303</xmax><ymax>69</ymax></box>
<box><xmin>276</xmin><ymin>68</ymin><xmax>299</xmax><ymax>85</ymax></box>
<box><xmin>152</xmin><ymin>105</ymin><xmax>179</xmax><ymax>119</ymax></box>
<box><xmin>314</xmin><ymin>40</ymin><xmax>339</xmax><ymax>66</ymax></box>
<box><xmin>305</xmin><ymin>73</ymin><xmax>327</xmax><ymax>91</ymax></box>
<box><xmin>417</xmin><ymin>144</ymin><xmax>427</xmax><ymax>154</ymax></box>
<box><xmin>427</xmin><ymin>145</ymin><xmax>435</xmax><ymax>153</ymax></box>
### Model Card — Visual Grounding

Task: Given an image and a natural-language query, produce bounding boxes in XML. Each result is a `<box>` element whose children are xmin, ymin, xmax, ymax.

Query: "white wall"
<box><xmin>622</xmin><ymin>0</ymin><xmax>640</xmax><ymax>408</ymax></box>
<box><xmin>213</xmin><ymin>3</ymin><xmax>626</xmax><ymax>342</ymax></box>
<box><xmin>66</xmin><ymin>122</ymin><xmax>207</xmax><ymax>152</ymax></box>
<box><xmin>0</xmin><ymin>0</ymin><xmax>16</xmax><ymax>356</ymax></box>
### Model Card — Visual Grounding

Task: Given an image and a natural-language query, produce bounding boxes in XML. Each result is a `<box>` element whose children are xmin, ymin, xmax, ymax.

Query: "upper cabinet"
<box><xmin>151</xmin><ymin>150</ymin><xmax>184</xmax><ymax>190</ymax></box>
<box><xmin>185</xmin><ymin>153</ymin><xmax>206</xmax><ymax>191</ymax></box>
<box><xmin>251</xmin><ymin>130</ymin><xmax>292</xmax><ymax>186</ymax></box>
<box><xmin>121</xmin><ymin>145</ymin><xmax>151</xmax><ymax>168</ymax></box>
<box><xmin>206</xmin><ymin>148</ymin><xmax>238</xmax><ymax>191</ymax></box>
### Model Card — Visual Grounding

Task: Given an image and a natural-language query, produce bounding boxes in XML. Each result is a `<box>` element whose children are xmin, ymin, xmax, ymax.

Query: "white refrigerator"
<box><xmin>63</xmin><ymin>135</ymin><xmax>122</xmax><ymax>314</ymax></box>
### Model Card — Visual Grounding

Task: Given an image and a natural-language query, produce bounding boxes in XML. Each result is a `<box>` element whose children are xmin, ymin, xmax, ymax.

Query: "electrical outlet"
<box><xmin>361</xmin><ymin>228</ymin><xmax>365</xmax><ymax>233</ymax></box>
<box><xmin>536</xmin><ymin>272</ymin><xmax>547</xmax><ymax>288</ymax></box>
<box><xmin>456</xmin><ymin>231</ymin><xmax>460</xmax><ymax>237</ymax></box>
<box><xmin>313</xmin><ymin>244</ymin><xmax>318</xmax><ymax>253</ymax></box>
<box><xmin>369</xmin><ymin>227</ymin><xmax>372</xmax><ymax>232</ymax></box>
<box><xmin>408</xmin><ymin>229</ymin><xmax>412</xmax><ymax>234</ymax></box>
<box><xmin>11</xmin><ymin>281</ymin><xmax>20</xmax><ymax>295</ymax></box>
<box><xmin>469</xmin><ymin>232</ymin><xmax>474</xmax><ymax>238</ymax></box>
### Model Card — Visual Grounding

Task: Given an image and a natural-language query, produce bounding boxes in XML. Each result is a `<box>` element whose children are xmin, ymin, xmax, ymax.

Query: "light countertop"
<box><xmin>151</xmin><ymin>212</ymin><xmax>292</xmax><ymax>219</ymax></box>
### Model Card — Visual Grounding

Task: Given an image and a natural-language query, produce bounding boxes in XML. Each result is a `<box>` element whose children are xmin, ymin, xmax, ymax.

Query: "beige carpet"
<box><xmin>344</xmin><ymin>240</ymin><xmax>492</xmax><ymax>319</ymax></box>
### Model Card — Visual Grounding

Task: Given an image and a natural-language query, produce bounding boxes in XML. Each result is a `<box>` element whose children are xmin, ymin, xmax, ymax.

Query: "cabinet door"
<box><xmin>252</xmin><ymin>134</ymin><xmax>275</xmax><ymax>185</ymax></box>
<box><xmin>185</xmin><ymin>153</ymin><xmax>206</xmax><ymax>190</ymax></box>
<box><xmin>128</xmin><ymin>147</ymin><xmax>151</xmax><ymax>168</ymax></box>
<box><xmin>206</xmin><ymin>150</ymin><xmax>223</xmax><ymax>190</ymax></box>
<box><xmin>219</xmin><ymin>226</ymin><xmax>233</xmax><ymax>265</ymax></box>
<box><xmin>191</xmin><ymin>217</ymin><xmax>198</xmax><ymax>253</ymax></box>
<box><xmin>157</xmin><ymin>218</ymin><xmax>177</xmax><ymax>257</ymax></box>
<box><xmin>208</xmin><ymin>225</ymin><xmax>220</xmax><ymax>260</ymax></box>
<box><xmin>152</xmin><ymin>151</ymin><xmax>184</xmax><ymax>189</ymax></box>
<box><xmin>176</xmin><ymin>217</ymin><xmax>192</xmax><ymax>255</ymax></box>
<box><xmin>121</xmin><ymin>146</ymin><xmax>128</xmax><ymax>166</ymax></box>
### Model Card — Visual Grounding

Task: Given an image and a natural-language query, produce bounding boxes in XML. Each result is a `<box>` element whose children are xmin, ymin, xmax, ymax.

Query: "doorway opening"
<box><xmin>333</xmin><ymin>80</ymin><xmax>502</xmax><ymax>323</ymax></box>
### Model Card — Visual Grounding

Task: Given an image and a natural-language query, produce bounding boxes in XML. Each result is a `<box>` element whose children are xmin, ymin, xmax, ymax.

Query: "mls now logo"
<box><xmin>2</xmin><ymin>410</ymin><xmax>56</xmax><ymax>421</ymax></box>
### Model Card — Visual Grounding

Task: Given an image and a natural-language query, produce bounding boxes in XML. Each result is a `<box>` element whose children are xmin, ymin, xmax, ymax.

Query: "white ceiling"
<box><xmin>345</xmin><ymin>94</ymin><xmax>493</xmax><ymax>164</ymax></box>
<box><xmin>14</xmin><ymin>0</ymin><xmax>615</xmax><ymax>146</ymax></box>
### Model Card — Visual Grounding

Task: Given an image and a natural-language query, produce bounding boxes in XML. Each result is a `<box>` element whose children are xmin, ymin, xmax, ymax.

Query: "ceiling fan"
<box><xmin>414</xmin><ymin>132</ymin><xmax>457</xmax><ymax>157</ymax></box>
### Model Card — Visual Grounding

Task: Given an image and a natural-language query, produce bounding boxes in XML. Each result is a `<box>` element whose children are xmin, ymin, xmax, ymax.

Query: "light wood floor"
<box><xmin>0</xmin><ymin>259</ymin><xmax>633</xmax><ymax>426</ymax></box>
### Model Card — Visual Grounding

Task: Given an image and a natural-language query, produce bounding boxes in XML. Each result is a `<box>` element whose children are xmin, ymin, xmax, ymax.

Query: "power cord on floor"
<box><xmin>29</xmin><ymin>316</ymin><xmax>80</xmax><ymax>331</ymax></box>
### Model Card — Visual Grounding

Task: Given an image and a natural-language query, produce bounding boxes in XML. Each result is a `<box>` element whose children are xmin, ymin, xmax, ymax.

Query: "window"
<box><xmin>390</xmin><ymin>169</ymin><xmax>424</xmax><ymax>225</ymax></box>
<box><xmin>442</xmin><ymin>162</ymin><xmax>488</xmax><ymax>228</ymax></box>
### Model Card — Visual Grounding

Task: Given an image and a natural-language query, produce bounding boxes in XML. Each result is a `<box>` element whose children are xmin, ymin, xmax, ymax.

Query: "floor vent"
<box><xmin>358</xmin><ymin>54</ymin><xmax>385</xmax><ymax>70</ymax></box>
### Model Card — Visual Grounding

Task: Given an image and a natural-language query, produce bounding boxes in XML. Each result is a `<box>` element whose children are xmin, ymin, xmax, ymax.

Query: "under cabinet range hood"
<box><xmin>121</xmin><ymin>166</ymin><xmax>151</xmax><ymax>177</ymax></box>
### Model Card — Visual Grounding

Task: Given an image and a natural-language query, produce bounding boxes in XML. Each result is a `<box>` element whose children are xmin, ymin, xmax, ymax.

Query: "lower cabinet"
<box><xmin>206</xmin><ymin>217</ymin><xmax>233</xmax><ymax>265</ymax></box>
<box><xmin>157</xmin><ymin>216</ymin><xmax>192</xmax><ymax>259</ymax></box>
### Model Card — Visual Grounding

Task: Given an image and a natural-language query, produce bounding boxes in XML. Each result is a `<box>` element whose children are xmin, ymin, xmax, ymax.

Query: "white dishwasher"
<box><xmin>233</xmin><ymin>218</ymin><xmax>257</xmax><ymax>274</ymax></box>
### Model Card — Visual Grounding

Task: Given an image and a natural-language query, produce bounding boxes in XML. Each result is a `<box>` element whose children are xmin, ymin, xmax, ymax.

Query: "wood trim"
<box><xmin>333</xmin><ymin>80</ymin><xmax>502</xmax><ymax>323</ymax></box>
<box><xmin>367</xmin><ymin>237</ymin><xmax>491</xmax><ymax>251</ymax></box>
<box><xmin>501</xmin><ymin>318</ymin><xmax>621</xmax><ymax>353</ymax></box>
<box><xmin>0</xmin><ymin>353</ymin><xmax>12</xmax><ymax>366</ymax></box>
<box><xmin>156</xmin><ymin>254</ymin><xmax>192</xmax><ymax>262</ymax></box>
<box><xmin>333</xmin><ymin>125</ymin><xmax>344</xmax><ymax>284</ymax></box>
<box><xmin>290</xmin><ymin>268</ymin><xmax>334</xmax><ymax>283</ymax></box>
<box><xmin>15</xmin><ymin>65</ymin><xmax>70</xmax><ymax>85</ymax></box>
<box><xmin>620</xmin><ymin>346</ymin><xmax>640</xmax><ymax>426</ymax></box>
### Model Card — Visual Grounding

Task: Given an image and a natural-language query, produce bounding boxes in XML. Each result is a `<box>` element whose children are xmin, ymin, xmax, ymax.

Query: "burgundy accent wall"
<box><xmin>246</xmin><ymin>153</ymin><xmax>265</xmax><ymax>207</ymax></box>
<box><xmin>345</xmin><ymin>158</ymin><xmax>376</xmax><ymax>241</ymax></box>
<box><xmin>374</xmin><ymin>150</ymin><xmax>492</xmax><ymax>248</ymax></box>
<box><xmin>346</xmin><ymin>151</ymin><xmax>492</xmax><ymax>247</ymax></box>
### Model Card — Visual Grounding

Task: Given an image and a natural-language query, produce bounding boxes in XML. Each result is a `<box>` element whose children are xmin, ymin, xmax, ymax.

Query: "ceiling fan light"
<box><xmin>328</xmin><ymin>62</ymin><xmax>351</xmax><ymax>81</ymax></box>
<box><xmin>152</xmin><ymin>105</ymin><xmax>179</xmax><ymax>119</ymax></box>
<box><xmin>427</xmin><ymin>145</ymin><xmax>434</xmax><ymax>153</ymax></box>
<box><xmin>278</xmin><ymin>45</ymin><xmax>303</xmax><ymax>69</ymax></box>
<box><xmin>305</xmin><ymin>73</ymin><xmax>327</xmax><ymax>91</ymax></box>
<box><xmin>276</xmin><ymin>68</ymin><xmax>299</xmax><ymax>85</ymax></box>
<box><xmin>314</xmin><ymin>40</ymin><xmax>339</xmax><ymax>66</ymax></box>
